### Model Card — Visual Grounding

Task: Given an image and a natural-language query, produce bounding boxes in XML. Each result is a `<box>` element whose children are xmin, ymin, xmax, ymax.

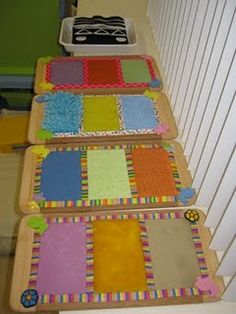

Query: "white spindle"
<box><xmin>158</xmin><ymin>0</ymin><xmax>169</xmax><ymax>52</ymax></box>
<box><xmin>222</xmin><ymin>275</ymin><xmax>236</xmax><ymax>301</ymax></box>
<box><xmin>179</xmin><ymin>0</ymin><xmax>219</xmax><ymax>131</ymax></box>
<box><xmin>166</xmin><ymin>0</ymin><xmax>188</xmax><ymax>89</ymax></box>
<box><xmin>174</xmin><ymin>0</ymin><xmax>210</xmax><ymax>120</ymax></box>
<box><xmin>154</xmin><ymin>0</ymin><xmax>164</xmax><ymax>47</ymax></box>
<box><xmin>209</xmin><ymin>189</ymin><xmax>236</xmax><ymax>250</ymax></box>
<box><xmin>162</xmin><ymin>0</ymin><xmax>178</xmax><ymax>69</ymax></box>
<box><xmin>216</xmin><ymin>237</ymin><xmax>236</xmax><ymax>276</ymax></box>
<box><xmin>147</xmin><ymin>0</ymin><xmax>236</xmax><ymax>295</ymax></box>
<box><xmin>165</xmin><ymin>0</ymin><xmax>184</xmax><ymax>89</ymax></box>
<box><xmin>184</xmin><ymin>2</ymin><xmax>235</xmax><ymax>159</ymax></box>
<box><xmin>181</xmin><ymin>0</ymin><xmax>226</xmax><ymax>143</ymax></box>
<box><xmin>192</xmin><ymin>58</ymin><xmax>236</xmax><ymax>190</ymax></box>
<box><xmin>205</xmin><ymin>148</ymin><xmax>236</xmax><ymax>228</ymax></box>
<box><xmin>169</xmin><ymin>0</ymin><xmax>193</xmax><ymax>97</ymax></box>
<box><xmin>159</xmin><ymin>0</ymin><xmax>173</xmax><ymax>60</ymax></box>
<box><xmin>195</xmin><ymin>102</ymin><xmax>236</xmax><ymax>206</ymax></box>
<box><xmin>172</xmin><ymin>0</ymin><xmax>200</xmax><ymax>115</ymax></box>
<box><xmin>189</xmin><ymin>22</ymin><xmax>236</xmax><ymax>175</ymax></box>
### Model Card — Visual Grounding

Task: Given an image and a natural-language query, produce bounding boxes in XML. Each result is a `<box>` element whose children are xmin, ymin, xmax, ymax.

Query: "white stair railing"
<box><xmin>147</xmin><ymin>0</ymin><xmax>236</xmax><ymax>301</ymax></box>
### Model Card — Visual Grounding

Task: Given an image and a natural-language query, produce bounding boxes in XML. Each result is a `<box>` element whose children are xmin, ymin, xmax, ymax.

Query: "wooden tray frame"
<box><xmin>34</xmin><ymin>55</ymin><xmax>163</xmax><ymax>94</ymax></box>
<box><xmin>19</xmin><ymin>140</ymin><xmax>194</xmax><ymax>214</ymax></box>
<box><xmin>10</xmin><ymin>208</ymin><xmax>224</xmax><ymax>312</ymax></box>
<box><xmin>28</xmin><ymin>92</ymin><xmax>177</xmax><ymax>144</ymax></box>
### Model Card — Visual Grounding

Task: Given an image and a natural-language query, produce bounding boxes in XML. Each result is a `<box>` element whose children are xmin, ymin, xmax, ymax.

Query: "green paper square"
<box><xmin>87</xmin><ymin>149</ymin><xmax>131</xmax><ymax>200</ymax></box>
<box><xmin>83</xmin><ymin>96</ymin><xmax>121</xmax><ymax>132</ymax></box>
<box><xmin>121</xmin><ymin>60</ymin><xmax>152</xmax><ymax>83</ymax></box>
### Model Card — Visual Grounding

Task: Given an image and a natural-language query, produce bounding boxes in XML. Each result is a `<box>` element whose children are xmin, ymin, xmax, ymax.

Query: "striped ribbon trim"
<box><xmin>190</xmin><ymin>223</ymin><xmax>209</xmax><ymax>276</ymax></box>
<box><xmin>85</xmin><ymin>223</ymin><xmax>94</xmax><ymax>292</ymax></box>
<box><xmin>168</xmin><ymin>151</ymin><xmax>182</xmax><ymax>194</ymax></box>
<box><xmin>50</xmin><ymin>146</ymin><xmax>81</xmax><ymax>152</ymax></box>
<box><xmin>81</xmin><ymin>150</ymin><xmax>88</xmax><ymax>200</ymax></box>
<box><xmin>39</xmin><ymin>286</ymin><xmax>203</xmax><ymax>304</ymax></box>
<box><xmin>45</xmin><ymin>211</ymin><xmax>185</xmax><ymax>224</ymax></box>
<box><xmin>49</xmin><ymin>143</ymin><xmax>160</xmax><ymax>151</ymax></box>
<box><xmin>125</xmin><ymin>149</ymin><xmax>138</xmax><ymax>197</ymax></box>
<box><xmin>40</xmin><ymin>195</ymin><xmax>175</xmax><ymax>209</ymax></box>
<box><xmin>28</xmin><ymin>233</ymin><xmax>41</xmax><ymax>288</ymax></box>
<box><xmin>139</xmin><ymin>220</ymin><xmax>155</xmax><ymax>289</ymax></box>
<box><xmin>33</xmin><ymin>155</ymin><xmax>44</xmax><ymax>195</ymax></box>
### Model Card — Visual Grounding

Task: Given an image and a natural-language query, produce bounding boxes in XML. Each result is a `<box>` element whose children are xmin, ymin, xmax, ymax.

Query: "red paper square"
<box><xmin>87</xmin><ymin>59</ymin><xmax>120</xmax><ymax>85</ymax></box>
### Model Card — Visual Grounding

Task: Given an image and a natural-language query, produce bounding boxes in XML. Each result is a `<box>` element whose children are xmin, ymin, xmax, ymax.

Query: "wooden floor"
<box><xmin>0</xmin><ymin>255</ymin><xmax>56</xmax><ymax>314</ymax></box>
<box><xmin>0</xmin><ymin>153</ymin><xmax>22</xmax><ymax>241</ymax></box>
<box><xmin>0</xmin><ymin>152</ymin><xmax>22</xmax><ymax>311</ymax></box>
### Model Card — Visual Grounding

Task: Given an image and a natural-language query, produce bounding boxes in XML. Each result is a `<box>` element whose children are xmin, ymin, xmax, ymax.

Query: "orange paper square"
<box><xmin>131</xmin><ymin>147</ymin><xmax>178</xmax><ymax>197</ymax></box>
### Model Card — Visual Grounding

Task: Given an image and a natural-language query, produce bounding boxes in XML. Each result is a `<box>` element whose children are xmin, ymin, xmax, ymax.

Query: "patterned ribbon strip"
<box><xmin>27</xmin><ymin>211</ymin><xmax>209</xmax><ymax>305</ymax></box>
<box><xmin>33</xmin><ymin>144</ymin><xmax>180</xmax><ymax>209</ymax></box>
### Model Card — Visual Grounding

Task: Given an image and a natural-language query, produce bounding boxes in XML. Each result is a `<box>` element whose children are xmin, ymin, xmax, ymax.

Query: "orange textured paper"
<box><xmin>131</xmin><ymin>147</ymin><xmax>178</xmax><ymax>197</ymax></box>
<box><xmin>93</xmin><ymin>220</ymin><xmax>147</xmax><ymax>293</ymax></box>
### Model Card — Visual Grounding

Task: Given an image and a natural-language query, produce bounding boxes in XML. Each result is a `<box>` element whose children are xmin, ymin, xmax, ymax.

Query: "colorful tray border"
<box><xmin>32</xmin><ymin>143</ymin><xmax>182</xmax><ymax>209</ymax></box>
<box><xmin>11</xmin><ymin>208</ymin><xmax>224</xmax><ymax>312</ymax></box>
<box><xmin>29</xmin><ymin>92</ymin><xmax>178</xmax><ymax>145</ymax></box>
<box><xmin>45</xmin><ymin>56</ymin><xmax>159</xmax><ymax>90</ymax></box>
<box><xmin>45</xmin><ymin>94</ymin><xmax>161</xmax><ymax>138</ymax></box>
<box><xmin>26</xmin><ymin>210</ymin><xmax>209</xmax><ymax>306</ymax></box>
<box><xmin>35</xmin><ymin>55</ymin><xmax>163</xmax><ymax>95</ymax></box>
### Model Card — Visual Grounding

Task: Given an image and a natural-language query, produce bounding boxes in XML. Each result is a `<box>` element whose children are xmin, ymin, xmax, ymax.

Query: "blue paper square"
<box><xmin>40</xmin><ymin>151</ymin><xmax>82</xmax><ymax>201</ymax></box>
<box><xmin>120</xmin><ymin>95</ymin><xmax>158</xmax><ymax>130</ymax></box>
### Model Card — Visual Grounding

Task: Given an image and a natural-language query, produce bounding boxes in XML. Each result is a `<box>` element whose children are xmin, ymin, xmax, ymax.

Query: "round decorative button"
<box><xmin>184</xmin><ymin>209</ymin><xmax>200</xmax><ymax>223</ymax></box>
<box><xmin>21</xmin><ymin>289</ymin><xmax>39</xmax><ymax>308</ymax></box>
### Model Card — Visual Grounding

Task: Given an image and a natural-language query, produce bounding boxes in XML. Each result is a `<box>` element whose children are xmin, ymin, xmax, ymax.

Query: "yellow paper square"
<box><xmin>93</xmin><ymin>219</ymin><xmax>147</xmax><ymax>293</ymax></box>
<box><xmin>83</xmin><ymin>96</ymin><xmax>121</xmax><ymax>132</ymax></box>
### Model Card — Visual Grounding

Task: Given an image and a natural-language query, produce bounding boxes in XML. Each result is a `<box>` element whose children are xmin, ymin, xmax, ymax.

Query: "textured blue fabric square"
<box><xmin>40</xmin><ymin>151</ymin><xmax>81</xmax><ymax>201</ymax></box>
<box><xmin>120</xmin><ymin>95</ymin><xmax>158</xmax><ymax>130</ymax></box>
<box><xmin>42</xmin><ymin>92</ymin><xmax>82</xmax><ymax>133</ymax></box>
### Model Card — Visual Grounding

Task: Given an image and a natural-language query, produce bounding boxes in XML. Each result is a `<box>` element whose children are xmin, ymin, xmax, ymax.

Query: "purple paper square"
<box><xmin>36</xmin><ymin>222</ymin><xmax>87</xmax><ymax>295</ymax></box>
<box><xmin>50</xmin><ymin>60</ymin><xmax>84</xmax><ymax>85</ymax></box>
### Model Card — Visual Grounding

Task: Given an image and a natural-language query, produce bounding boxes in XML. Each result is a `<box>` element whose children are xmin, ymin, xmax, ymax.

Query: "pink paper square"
<box><xmin>36</xmin><ymin>222</ymin><xmax>86</xmax><ymax>295</ymax></box>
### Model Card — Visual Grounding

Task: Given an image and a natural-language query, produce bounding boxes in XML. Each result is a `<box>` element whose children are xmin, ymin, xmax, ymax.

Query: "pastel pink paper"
<box><xmin>154</xmin><ymin>123</ymin><xmax>169</xmax><ymax>135</ymax></box>
<box><xmin>36</xmin><ymin>223</ymin><xmax>86</xmax><ymax>294</ymax></box>
<box><xmin>195</xmin><ymin>276</ymin><xmax>219</xmax><ymax>296</ymax></box>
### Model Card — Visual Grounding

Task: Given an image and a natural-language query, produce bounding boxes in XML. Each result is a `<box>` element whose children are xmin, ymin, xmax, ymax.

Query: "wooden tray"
<box><xmin>34</xmin><ymin>55</ymin><xmax>162</xmax><ymax>94</ymax></box>
<box><xmin>10</xmin><ymin>208</ymin><xmax>224</xmax><ymax>312</ymax></box>
<box><xmin>19</xmin><ymin>140</ymin><xmax>194</xmax><ymax>214</ymax></box>
<box><xmin>28</xmin><ymin>92</ymin><xmax>177</xmax><ymax>144</ymax></box>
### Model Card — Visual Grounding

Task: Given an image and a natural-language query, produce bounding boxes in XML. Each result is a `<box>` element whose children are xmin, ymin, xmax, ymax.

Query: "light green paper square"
<box><xmin>87</xmin><ymin>149</ymin><xmax>131</xmax><ymax>200</ymax></box>
<box><xmin>121</xmin><ymin>60</ymin><xmax>152</xmax><ymax>83</ymax></box>
<box><xmin>83</xmin><ymin>96</ymin><xmax>121</xmax><ymax>132</ymax></box>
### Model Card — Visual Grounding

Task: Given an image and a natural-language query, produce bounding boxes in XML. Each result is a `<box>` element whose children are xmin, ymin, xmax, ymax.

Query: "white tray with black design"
<box><xmin>59</xmin><ymin>16</ymin><xmax>138</xmax><ymax>53</ymax></box>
